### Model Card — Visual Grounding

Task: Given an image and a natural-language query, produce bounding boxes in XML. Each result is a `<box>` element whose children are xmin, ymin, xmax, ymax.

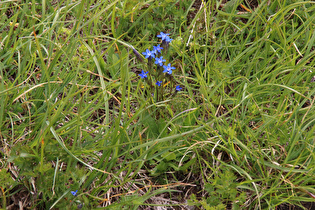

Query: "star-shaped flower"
<box><xmin>157</xmin><ymin>32</ymin><xmax>170</xmax><ymax>41</ymax></box>
<box><xmin>175</xmin><ymin>85</ymin><xmax>182</xmax><ymax>91</ymax></box>
<box><xmin>139</xmin><ymin>70</ymin><xmax>148</xmax><ymax>79</ymax></box>
<box><xmin>156</xmin><ymin>81</ymin><xmax>162</xmax><ymax>86</ymax></box>
<box><xmin>153</xmin><ymin>45</ymin><xmax>163</xmax><ymax>54</ymax></box>
<box><xmin>155</xmin><ymin>56</ymin><xmax>166</xmax><ymax>67</ymax></box>
<box><xmin>142</xmin><ymin>49</ymin><xmax>155</xmax><ymax>59</ymax></box>
<box><xmin>163</xmin><ymin>63</ymin><xmax>175</xmax><ymax>75</ymax></box>
<box><xmin>165</xmin><ymin>36</ymin><xmax>173</xmax><ymax>43</ymax></box>
<box><xmin>71</xmin><ymin>190</ymin><xmax>78</xmax><ymax>196</ymax></box>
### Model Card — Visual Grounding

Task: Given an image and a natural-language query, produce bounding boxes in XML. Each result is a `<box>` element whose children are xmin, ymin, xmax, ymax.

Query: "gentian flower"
<box><xmin>156</xmin><ymin>81</ymin><xmax>162</xmax><ymax>86</ymax></box>
<box><xmin>153</xmin><ymin>45</ymin><xmax>163</xmax><ymax>54</ymax></box>
<box><xmin>71</xmin><ymin>190</ymin><xmax>78</xmax><ymax>196</ymax></box>
<box><xmin>158</xmin><ymin>32</ymin><xmax>172</xmax><ymax>50</ymax></box>
<box><xmin>139</xmin><ymin>70</ymin><xmax>148</xmax><ymax>79</ymax></box>
<box><xmin>142</xmin><ymin>49</ymin><xmax>155</xmax><ymax>59</ymax></box>
<box><xmin>175</xmin><ymin>85</ymin><xmax>182</xmax><ymax>91</ymax></box>
<box><xmin>157</xmin><ymin>32</ymin><xmax>170</xmax><ymax>41</ymax></box>
<box><xmin>163</xmin><ymin>63</ymin><xmax>175</xmax><ymax>75</ymax></box>
<box><xmin>155</xmin><ymin>56</ymin><xmax>166</xmax><ymax>66</ymax></box>
<box><xmin>165</xmin><ymin>36</ymin><xmax>173</xmax><ymax>43</ymax></box>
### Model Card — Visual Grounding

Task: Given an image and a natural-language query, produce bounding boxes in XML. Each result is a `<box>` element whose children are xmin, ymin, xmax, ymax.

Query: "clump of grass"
<box><xmin>0</xmin><ymin>0</ymin><xmax>314</xmax><ymax>209</ymax></box>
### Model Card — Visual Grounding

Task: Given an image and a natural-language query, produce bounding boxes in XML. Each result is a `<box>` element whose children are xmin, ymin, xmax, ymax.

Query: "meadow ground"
<box><xmin>1</xmin><ymin>0</ymin><xmax>315</xmax><ymax>209</ymax></box>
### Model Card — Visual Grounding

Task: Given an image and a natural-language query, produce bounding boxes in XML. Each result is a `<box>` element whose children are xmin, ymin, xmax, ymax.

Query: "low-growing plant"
<box><xmin>134</xmin><ymin>32</ymin><xmax>182</xmax><ymax>104</ymax></box>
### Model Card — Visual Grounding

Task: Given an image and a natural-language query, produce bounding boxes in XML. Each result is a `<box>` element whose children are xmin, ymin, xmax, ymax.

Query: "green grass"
<box><xmin>1</xmin><ymin>0</ymin><xmax>315</xmax><ymax>209</ymax></box>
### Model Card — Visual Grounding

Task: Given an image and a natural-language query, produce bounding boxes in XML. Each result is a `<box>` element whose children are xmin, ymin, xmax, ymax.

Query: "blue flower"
<box><xmin>153</xmin><ymin>45</ymin><xmax>163</xmax><ymax>54</ymax></box>
<box><xmin>175</xmin><ymin>85</ymin><xmax>182</xmax><ymax>91</ymax></box>
<box><xmin>155</xmin><ymin>56</ymin><xmax>166</xmax><ymax>66</ymax></box>
<box><xmin>165</xmin><ymin>36</ymin><xmax>173</xmax><ymax>43</ymax></box>
<box><xmin>71</xmin><ymin>190</ymin><xmax>78</xmax><ymax>196</ymax></box>
<box><xmin>163</xmin><ymin>63</ymin><xmax>175</xmax><ymax>75</ymax></box>
<box><xmin>156</xmin><ymin>81</ymin><xmax>162</xmax><ymax>86</ymax></box>
<box><xmin>139</xmin><ymin>70</ymin><xmax>148</xmax><ymax>79</ymax></box>
<box><xmin>157</xmin><ymin>32</ymin><xmax>170</xmax><ymax>41</ymax></box>
<box><xmin>142</xmin><ymin>49</ymin><xmax>155</xmax><ymax>59</ymax></box>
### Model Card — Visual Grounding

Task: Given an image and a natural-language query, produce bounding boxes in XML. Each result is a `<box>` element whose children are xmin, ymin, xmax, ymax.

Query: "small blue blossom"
<box><xmin>151</xmin><ymin>49</ymin><xmax>156</xmax><ymax>55</ymax></box>
<box><xmin>142</xmin><ymin>49</ymin><xmax>155</xmax><ymax>59</ymax></box>
<box><xmin>139</xmin><ymin>70</ymin><xmax>148</xmax><ymax>79</ymax></box>
<box><xmin>175</xmin><ymin>85</ymin><xmax>182</xmax><ymax>91</ymax></box>
<box><xmin>71</xmin><ymin>190</ymin><xmax>78</xmax><ymax>196</ymax></box>
<box><xmin>163</xmin><ymin>63</ymin><xmax>175</xmax><ymax>75</ymax></box>
<box><xmin>155</xmin><ymin>56</ymin><xmax>166</xmax><ymax>66</ymax></box>
<box><xmin>156</xmin><ymin>81</ymin><xmax>162</xmax><ymax>86</ymax></box>
<box><xmin>153</xmin><ymin>45</ymin><xmax>163</xmax><ymax>54</ymax></box>
<box><xmin>157</xmin><ymin>32</ymin><xmax>170</xmax><ymax>41</ymax></box>
<box><xmin>165</xmin><ymin>36</ymin><xmax>173</xmax><ymax>43</ymax></box>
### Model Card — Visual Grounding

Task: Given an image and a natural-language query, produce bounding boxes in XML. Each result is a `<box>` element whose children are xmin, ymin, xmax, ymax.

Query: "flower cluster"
<box><xmin>134</xmin><ymin>32</ymin><xmax>182</xmax><ymax>102</ymax></box>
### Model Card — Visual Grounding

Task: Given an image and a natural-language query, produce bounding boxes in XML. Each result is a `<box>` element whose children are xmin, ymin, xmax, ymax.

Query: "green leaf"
<box><xmin>161</xmin><ymin>151</ymin><xmax>176</xmax><ymax>161</ymax></box>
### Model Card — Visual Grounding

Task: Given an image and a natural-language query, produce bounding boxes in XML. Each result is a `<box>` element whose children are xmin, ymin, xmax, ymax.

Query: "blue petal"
<box><xmin>71</xmin><ymin>190</ymin><xmax>78</xmax><ymax>196</ymax></box>
<box><xmin>176</xmin><ymin>85</ymin><xmax>182</xmax><ymax>91</ymax></box>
